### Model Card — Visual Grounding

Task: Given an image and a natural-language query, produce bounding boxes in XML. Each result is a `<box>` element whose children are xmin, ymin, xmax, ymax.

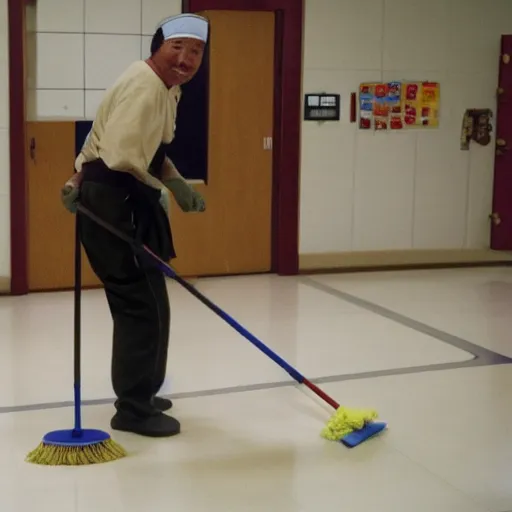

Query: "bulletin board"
<box><xmin>358</xmin><ymin>81</ymin><xmax>440</xmax><ymax>130</ymax></box>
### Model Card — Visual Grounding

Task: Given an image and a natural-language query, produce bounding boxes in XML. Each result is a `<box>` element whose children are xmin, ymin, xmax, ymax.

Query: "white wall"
<box><xmin>27</xmin><ymin>0</ymin><xmax>182</xmax><ymax>121</ymax></box>
<box><xmin>300</xmin><ymin>0</ymin><xmax>512</xmax><ymax>255</ymax></box>
<box><xmin>0</xmin><ymin>0</ymin><xmax>10</xmax><ymax>289</ymax></box>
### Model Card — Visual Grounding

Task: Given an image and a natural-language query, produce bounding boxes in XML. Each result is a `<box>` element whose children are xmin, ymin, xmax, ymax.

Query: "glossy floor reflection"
<box><xmin>310</xmin><ymin>266</ymin><xmax>512</xmax><ymax>358</ymax></box>
<box><xmin>0</xmin><ymin>267</ymin><xmax>510</xmax><ymax>512</ymax></box>
<box><xmin>0</xmin><ymin>274</ymin><xmax>473</xmax><ymax>408</ymax></box>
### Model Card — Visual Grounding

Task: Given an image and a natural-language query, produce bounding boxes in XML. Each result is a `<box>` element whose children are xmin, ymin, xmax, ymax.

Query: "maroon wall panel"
<box><xmin>8</xmin><ymin>0</ymin><xmax>28</xmax><ymax>294</ymax></box>
<box><xmin>491</xmin><ymin>35</ymin><xmax>512</xmax><ymax>250</ymax></box>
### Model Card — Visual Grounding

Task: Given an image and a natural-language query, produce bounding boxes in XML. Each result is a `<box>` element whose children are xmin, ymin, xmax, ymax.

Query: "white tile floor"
<box><xmin>0</xmin><ymin>267</ymin><xmax>511</xmax><ymax>511</ymax></box>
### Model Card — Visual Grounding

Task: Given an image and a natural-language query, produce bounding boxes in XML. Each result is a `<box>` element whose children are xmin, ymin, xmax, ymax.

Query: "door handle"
<box><xmin>489</xmin><ymin>212</ymin><xmax>502</xmax><ymax>226</ymax></box>
<box><xmin>496</xmin><ymin>138</ymin><xmax>508</xmax><ymax>155</ymax></box>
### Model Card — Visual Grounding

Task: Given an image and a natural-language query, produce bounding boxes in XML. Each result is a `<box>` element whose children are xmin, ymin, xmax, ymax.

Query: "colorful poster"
<box><xmin>358</xmin><ymin>80</ymin><xmax>440</xmax><ymax>130</ymax></box>
<box><xmin>402</xmin><ymin>82</ymin><xmax>440</xmax><ymax>127</ymax></box>
<box><xmin>373</xmin><ymin>83</ymin><xmax>390</xmax><ymax>130</ymax></box>
<box><xmin>387</xmin><ymin>81</ymin><xmax>403</xmax><ymax>130</ymax></box>
<box><xmin>358</xmin><ymin>83</ymin><xmax>376</xmax><ymax>129</ymax></box>
<box><xmin>420</xmin><ymin>82</ymin><xmax>440</xmax><ymax>127</ymax></box>
<box><xmin>403</xmin><ymin>82</ymin><xmax>421</xmax><ymax>126</ymax></box>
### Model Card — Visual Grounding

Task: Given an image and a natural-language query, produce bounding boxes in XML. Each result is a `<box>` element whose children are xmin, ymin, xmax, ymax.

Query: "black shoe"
<box><xmin>152</xmin><ymin>396</ymin><xmax>173</xmax><ymax>411</ymax></box>
<box><xmin>111</xmin><ymin>411</ymin><xmax>181</xmax><ymax>438</ymax></box>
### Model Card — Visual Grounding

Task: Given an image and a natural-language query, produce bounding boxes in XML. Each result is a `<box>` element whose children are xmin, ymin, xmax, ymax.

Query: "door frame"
<box><xmin>8</xmin><ymin>0</ymin><xmax>28</xmax><ymax>295</ymax></box>
<box><xmin>183</xmin><ymin>0</ymin><xmax>303</xmax><ymax>278</ymax></box>
<box><xmin>7</xmin><ymin>0</ymin><xmax>303</xmax><ymax>295</ymax></box>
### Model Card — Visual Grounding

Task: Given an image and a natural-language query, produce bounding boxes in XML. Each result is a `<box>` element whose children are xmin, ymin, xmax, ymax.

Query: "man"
<box><xmin>60</xmin><ymin>13</ymin><xmax>208</xmax><ymax>438</ymax></box>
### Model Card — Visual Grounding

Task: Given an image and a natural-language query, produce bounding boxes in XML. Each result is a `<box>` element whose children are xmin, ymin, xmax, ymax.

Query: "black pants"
<box><xmin>77</xmin><ymin>163</ymin><xmax>175</xmax><ymax>419</ymax></box>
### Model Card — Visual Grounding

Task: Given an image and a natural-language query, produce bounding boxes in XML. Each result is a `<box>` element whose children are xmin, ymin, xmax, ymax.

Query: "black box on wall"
<box><xmin>304</xmin><ymin>93</ymin><xmax>341</xmax><ymax>121</ymax></box>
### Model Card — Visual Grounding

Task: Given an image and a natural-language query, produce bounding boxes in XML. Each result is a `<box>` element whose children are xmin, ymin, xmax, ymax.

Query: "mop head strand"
<box><xmin>321</xmin><ymin>406</ymin><xmax>387</xmax><ymax>447</ymax></box>
<box><xmin>26</xmin><ymin>429</ymin><xmax>127</xmax><ymax>466</ymax></box>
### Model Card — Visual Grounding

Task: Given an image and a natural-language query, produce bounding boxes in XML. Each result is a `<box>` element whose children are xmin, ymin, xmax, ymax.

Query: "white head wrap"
<box><xmin>158</xmin><ymin>13</ymin><xmax>209</xmax><ymax>42</ymax></box>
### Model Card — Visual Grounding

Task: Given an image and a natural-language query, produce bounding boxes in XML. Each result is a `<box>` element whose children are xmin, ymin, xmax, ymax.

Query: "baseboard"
<box><xmin>299</xmin><ymin>249</ymin><xmax>512</xmax><ymax>273</ymax></box>
<box><xmin>1</xmin><ymin>251</ymin><xmax>510</xmax><ymax>294</ymax></box>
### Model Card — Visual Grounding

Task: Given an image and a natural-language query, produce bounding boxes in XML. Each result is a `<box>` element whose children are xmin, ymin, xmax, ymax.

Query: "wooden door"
<box><xmin>491</xmin><ymin>35</ymin><xmax>512</xmax><ymax>250</ymax></box>
<box><xmin>26</xmin><ymin>121</ymin><xmax>100</xmax><ymax>291</ymax></box>
<box><xmin>169</xmin><ymin>10</ymin><xmax>275</xmax><ymax>276</ymax></box>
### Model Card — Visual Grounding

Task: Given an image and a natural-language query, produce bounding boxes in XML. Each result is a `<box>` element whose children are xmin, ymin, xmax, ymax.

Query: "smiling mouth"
<box><xmin>172</xmin><ymin>68</ymin><xmax>188</xmax><ymax>77</ymax></box>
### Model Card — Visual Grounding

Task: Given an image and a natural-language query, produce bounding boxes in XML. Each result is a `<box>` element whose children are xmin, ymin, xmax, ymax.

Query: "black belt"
<box><xmin>80</xmin><ymin>159</ymin><xmax>176</xmax><ymax>261</ymax></box>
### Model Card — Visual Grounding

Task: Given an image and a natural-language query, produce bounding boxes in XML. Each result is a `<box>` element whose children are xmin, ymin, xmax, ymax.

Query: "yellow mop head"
<box><xmin>321</xmin><ymin>406</ymin><xmax>381</xmax><ymax>443</ymax></box>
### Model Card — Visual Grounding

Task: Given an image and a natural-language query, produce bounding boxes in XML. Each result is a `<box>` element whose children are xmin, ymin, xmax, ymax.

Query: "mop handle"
<box><xmin>73</xmin><ymin>214</ymin><xmax>82</xmax><ymax>434</ymax></box>
<box><xmin>76</xmin><ymin>204</ymin><xmax>340</xmax><ymax>410</ymax></box>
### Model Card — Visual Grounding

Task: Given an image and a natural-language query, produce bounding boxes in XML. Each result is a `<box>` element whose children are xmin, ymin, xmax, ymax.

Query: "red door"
<box><xmin>491</xmin><ymin>35</ymin><xmax>512</xmax><ymax>249</ymax></box>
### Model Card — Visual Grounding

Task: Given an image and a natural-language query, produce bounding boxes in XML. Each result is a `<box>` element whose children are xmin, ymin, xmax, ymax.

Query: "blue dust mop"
<box><xmin>76</xmin><ymin>203</ymin><xmax>387</xmax><ymax>447</ymax></box>
<box><xmin>25</xmin><ymin>216</ymin><xmax>126</xmax><ymax>465</ymax></box>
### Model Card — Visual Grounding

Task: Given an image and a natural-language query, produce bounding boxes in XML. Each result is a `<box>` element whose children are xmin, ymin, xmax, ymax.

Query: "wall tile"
<box><xmin>445</xmin><ymin>0</ymin><xmax>508</xmax><ymax>75</ymax></box>
<box><xmin>0</xmin><ymin>128</ymin><xmax>9</xmax><ymax>195</ymax></box>
<box><xmin>35</xmin><ymin>0</ymin><xmax>84</xmax><ymax>33</ymax></box>
<box><xmin>382</xmin><ymin>0</ymin><xmax>450</xmax><ymax>72</ymax></box>
<box><xmin>25</xmin><ymin>31</ymin><xmax>37</xmax><ymax>91</ymax></box>
<box><xmin>0</xmin><ymin>69</ymin><xmax>8</xmax><ymax>129</ymax></box>
<box><xmin>0</xmin><ymin>193</ymin><xmax>9</xmax><ymax>279</ymax></box>
<box><xmin>85</xmin><ymin>0</ymin><xmax>141</xmax><ymax>34</ymax></box>
<box><xmin>300</xmin><ymin>124</ymin><xmax>356</xmax><ymax>253</ymax></box>
<box><xmin>85</xmin><ymin>89</ymin><xmax>105</xmax><ymax>119</ymax></box>
<box><xmin>141</xmin><ymin>35</ymin><xmax>152</xmax><ymax>60</ymax></box>
<box><xmin>0</xmin><ymin>0</ymin><xmax>7</xmax><ymax>37</ymax></box>
<box><xmin>352</xmin><ymin>131</ymin><xmax>417</xmax><ymax>251</ymax></box>
<box><xmin>0</xmin><ymin>11</ymin><xmax>7</xmax><ymax>69</ymax></box>
<box><xmin>25</xmin><ymin>2</ymin><xmax>36</xmax><ymax>33</ymax></box>
<box><xmin>304</xmin><ymin>0</ymin><xmax>383</xmax><ymax>70</ymax></box>
<box><xmin>85</xmin><ymin>34</ymin><xmax>141</xmax><ymax>89</ymax></box>
<box><xmin>28</xmin><ymin>90</ymin><xmax>85</xmax><ymax>119</ymax></box>
<box><xmin>36</xmin><ymin>33</ymin><xmax>84</xmax><ymax>89</ymax></box>
<box><xmin>413</xmin><ymin>128</ymin><xmax>470</xmax><ymax>249</ymax></box>
<box><xmin>466</xmin><ymin>144</ymin><xmax>495</xmax><ymax>249</ymax></box>
<box><xmin>142</xmin><ymin>0</ymin><xmax>181</xmax><ymax>35</ymax></box>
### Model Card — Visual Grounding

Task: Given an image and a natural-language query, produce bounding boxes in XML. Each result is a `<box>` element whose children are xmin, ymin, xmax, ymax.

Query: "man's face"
<box><xmin>158</xmin><ymin>37</ymin><xmax>205</xmax><ymax>86</ymax></box>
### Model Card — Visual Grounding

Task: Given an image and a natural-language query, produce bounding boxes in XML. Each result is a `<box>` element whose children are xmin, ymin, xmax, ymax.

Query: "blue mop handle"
<box><xmin>76</xmin><ymin>204</ymin><xmax>306</xmax><ymax>384</ymax></box>
<box><xmin>73</xmin><ymin>214</ymin><xmax>83</xmax><ymax>435</ymax></box>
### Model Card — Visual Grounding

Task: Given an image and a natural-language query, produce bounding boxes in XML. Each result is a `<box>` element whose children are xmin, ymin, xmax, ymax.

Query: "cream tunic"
<box><xmin>75</xmin><ymin>60</ymin><xmax>182</xmax><ymax>190</ymax></box>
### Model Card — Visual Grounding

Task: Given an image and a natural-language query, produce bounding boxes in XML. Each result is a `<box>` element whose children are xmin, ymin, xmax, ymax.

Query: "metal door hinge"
<box><xmin>263</xmin><ymin>137</ymin><xmax>273</xmax><ymax>151</ymax></box>
<box><xmin>29</xmin><ymin>137</ymin><xmax>36</xmax><ymax>160</ymax></box>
